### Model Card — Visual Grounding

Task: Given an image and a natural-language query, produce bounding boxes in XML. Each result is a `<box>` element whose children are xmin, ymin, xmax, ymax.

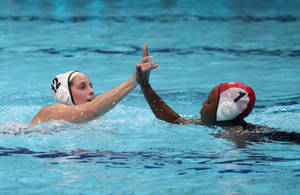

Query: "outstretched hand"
<box><xmin>136</xmin><ymin>43</ymin><xmax>158</xmax><ymax>86</ymax></box>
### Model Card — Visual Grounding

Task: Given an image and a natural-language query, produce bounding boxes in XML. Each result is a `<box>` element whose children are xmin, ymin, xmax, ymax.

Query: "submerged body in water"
<box><xmin>214</xmin><ymin>123</ymin><xmax>300</xmax><ymax>147</ymax></box>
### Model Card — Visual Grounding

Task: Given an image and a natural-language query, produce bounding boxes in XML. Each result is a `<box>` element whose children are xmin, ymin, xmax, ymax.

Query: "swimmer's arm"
<box><xmin>29</xmin><ymin>77</ymin><xmax>137</xmax><ymax>125</ymax></box>
<box><xmin>138</xmin><ymin>43</ymin><xmax>203</xmax><ymax>125</ymax></box>
<box><xmin>177</xmin><ymin>118</ymin><xmax>204</xmax><ymax>125</ymax></box>
<box><xmin>140</xmin><ymin>83</ymin><xmax>203</xmax><ymax>125</ymax></box>
<box><xmin>140</xmin><ymin>83</ymin><xmax>181</xmax><ymax>124</ymax></box>
<box><xmin>80</xmin><ymin>76</ymin><xmax>138</xmax><ymax>120</ymax></box>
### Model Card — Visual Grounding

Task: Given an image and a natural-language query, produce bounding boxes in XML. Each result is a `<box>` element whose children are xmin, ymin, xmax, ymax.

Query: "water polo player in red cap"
<box><xmin>137</xmin><ymin>44</ymin><xmax>300</xmax><ymax>145</ymax></box>
<box><xmin>137</xmin><ymin>44</ymin><xmax>255</xmax><ymax>127</ymax></box>
<box><xmin>138</xmin><ymin>74</ymin><xmax>256</xmax><ymax>127</ymax></box>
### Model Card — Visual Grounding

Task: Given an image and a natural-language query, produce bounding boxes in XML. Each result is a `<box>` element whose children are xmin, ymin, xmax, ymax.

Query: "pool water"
<box><xmin>1</xmin><ymin>0</ymin><xmax>300</xmax><ymax>194</ymax></box>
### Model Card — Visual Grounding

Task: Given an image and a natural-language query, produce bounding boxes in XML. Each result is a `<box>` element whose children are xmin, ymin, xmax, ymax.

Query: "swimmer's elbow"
<box><xmin>174</xmin><ymin>117</ymin><xmax>188</xmax><ymax>125</ymax></box>
<box><xmin>175</xmin><ymin>118</ymin><xmax>203</xmax><ymax>125</ymax></box>
<box><xmin>157</xmin><ymin>117</ymin><xmax>192</xmax><ymax>125</ymax></box>
<box><xmin>157</xmin><ymin>117</ymin><xmax>184</xmax><ymax>125</ymax></box>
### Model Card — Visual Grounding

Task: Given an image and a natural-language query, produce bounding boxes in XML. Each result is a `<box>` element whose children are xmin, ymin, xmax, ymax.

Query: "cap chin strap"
<box><xmin>68</xmin><ymin>71</ymin><xmax>78</xmax><ymax>105</ymax></box>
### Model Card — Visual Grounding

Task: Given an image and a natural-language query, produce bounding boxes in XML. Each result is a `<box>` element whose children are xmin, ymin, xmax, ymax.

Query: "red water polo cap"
<box><xmin>215</xmin><ymin>81</ymin><xmax>255</xmax><ymax>121</ymax></box>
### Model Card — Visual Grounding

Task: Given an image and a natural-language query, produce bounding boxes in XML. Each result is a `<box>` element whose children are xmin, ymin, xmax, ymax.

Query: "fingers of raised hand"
<box><xmin>140</xmin><ymin>62</ymin><xmax>158</xmax><ymax>72</ymax></box>
<box><xmin>143</xmin><ymin>43</ymin><xmax>148</xmax><ymax>57</ymax></box>
<box><xmin>141</xmin><ymin>56</ymin><xmax>152</xmax><ymax>63</ymax></box>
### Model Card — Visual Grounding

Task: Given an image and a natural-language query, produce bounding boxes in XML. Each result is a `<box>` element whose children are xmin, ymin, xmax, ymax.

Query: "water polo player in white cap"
<box><xmin>29</xmin><ymin>43</ymin><xmax>158</xmax><ymax>126</ymax></box>
<box><xmin>136</xmin><ymin>44</ymin><xmax>300</xmax><ymax>145</ymax></box>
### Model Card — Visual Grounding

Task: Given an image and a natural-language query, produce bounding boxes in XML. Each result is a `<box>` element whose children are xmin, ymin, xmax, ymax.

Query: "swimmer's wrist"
<box><xmin>130</xmin><ymin>75</ymin><xmax>138</xmax><ymax>87</ymax></box>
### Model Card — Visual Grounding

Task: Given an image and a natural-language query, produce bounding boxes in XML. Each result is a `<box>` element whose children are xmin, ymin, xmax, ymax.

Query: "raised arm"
<box><xmin>137</xmin><ymin>44</ymin><xmax>202</xmax><ymax>125</ymax></box>
<box><xmin>30</xmin><ymin>77</ymin><xmax>136</xmax><ymax>125</ymax></box>
<box><xmin>138</xmin><ymin>77</ymin><xmax>182</xmax><ymax>124</ymax></box>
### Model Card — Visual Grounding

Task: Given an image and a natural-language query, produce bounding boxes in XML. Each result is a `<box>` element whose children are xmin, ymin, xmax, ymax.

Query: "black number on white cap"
<box><xmin>51</xmin><ymin>78</ymin><xmax>61</xmax><ymax>93</ymax></box>
<box><xmin>234</xmin><ymin>91</ymin><xmax>246</xmax><ymax>103</ymax></box>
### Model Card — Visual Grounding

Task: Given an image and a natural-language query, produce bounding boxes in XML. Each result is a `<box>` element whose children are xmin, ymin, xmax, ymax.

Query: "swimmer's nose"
<box><xmin>90</xmin><ymin>91</ymin><xmax>95</xmax><ymax>98</ymax></box>
<box><xmin>89</xmin><ymin>86</ymin><xmax>95</xmax><ymax>97</ymax></box>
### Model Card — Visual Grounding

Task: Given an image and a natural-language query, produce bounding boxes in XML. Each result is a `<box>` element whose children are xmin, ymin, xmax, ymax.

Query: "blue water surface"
<box><xmin>0</xmin><ymin>0</ymin><xmax>300</xmax><ymax>194</ymax></box>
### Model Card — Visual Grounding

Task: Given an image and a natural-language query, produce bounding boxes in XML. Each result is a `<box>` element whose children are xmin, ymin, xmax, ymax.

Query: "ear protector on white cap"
<box><xmin>216</xmin><ymin>82</ymin><xmax>255</xmax><ymax>121</ymax></box>
<box><xmin>50</xmin><ymin>71</ymin><xmax>80</xmax><ymax>106</ymax></box>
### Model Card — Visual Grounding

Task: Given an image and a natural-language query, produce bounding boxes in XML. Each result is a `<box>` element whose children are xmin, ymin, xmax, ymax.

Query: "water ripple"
<box><xmin>1</xmin><ymin>15</ymin><xmax>300</xmax><ymax>23</ymax></box>
<box><xmin>1</xmin><ymin>146</ymin><xmax>300</xmax><ymax>164</ymax></box>
<box><xmin>256</xmin><ymin>93</ymin><xmax>300</xmax><ymax>109</ymax></box>
<box><xmin>2</xmin><ymin>45</ymin><xmax>300</xmax><ymax>58</ymax></box>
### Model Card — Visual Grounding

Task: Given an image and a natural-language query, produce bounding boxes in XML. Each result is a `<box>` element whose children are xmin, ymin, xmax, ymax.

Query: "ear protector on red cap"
<box><xmin>215</xmin><ymin>82</ymin><xmax>255</xmax><ymax>121</ymax></box>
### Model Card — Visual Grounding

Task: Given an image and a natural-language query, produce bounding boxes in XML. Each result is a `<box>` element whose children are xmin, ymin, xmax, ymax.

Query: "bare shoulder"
<box><xmin>29</xmin><ymin>104</ymin><xmax>72</xmax><ymax>125</ymax></box>
<box><xmin>39</xmin><ymin>104</ymin><xmax>71</xmax><ymax>115</ymax></box>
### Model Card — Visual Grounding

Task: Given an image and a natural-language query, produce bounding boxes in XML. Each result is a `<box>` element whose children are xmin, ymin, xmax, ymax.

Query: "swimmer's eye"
<box><xmin>79</xmin><ymin>83</ymin><xmax>87</xmax><ymax>90</ymax></box>
<box><xmin>206</xmin><ymin>100</ymin><xmax>210</xmax><ymax>104</ymax></box>
<box><xmin>78</xmin><ymin>82</ymin><xmax>93</xmax><ymax>90</ymax></box>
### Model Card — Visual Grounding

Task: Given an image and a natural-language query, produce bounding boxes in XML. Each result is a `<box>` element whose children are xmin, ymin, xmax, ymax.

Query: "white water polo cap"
<box><xmin>50</xmin><ymin>71</ymin><xmax>80</xmax><ymax>106</ymax></box>
<box><xmin>215</xmin><ymin>82</ymin><xmax>255</xmax><ymax>121</ymax></box>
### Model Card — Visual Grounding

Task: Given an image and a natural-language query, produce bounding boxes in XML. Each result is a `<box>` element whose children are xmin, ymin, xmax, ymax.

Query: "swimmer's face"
<box><xmin>200</xmin><ymin>87</ymin><xmax>218</xmax><ymax>125</ymax></box>
<box><xmin>70</xmin><ymin>73</ymin><xmax>95</xmax><ymax>105</ymax></box>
